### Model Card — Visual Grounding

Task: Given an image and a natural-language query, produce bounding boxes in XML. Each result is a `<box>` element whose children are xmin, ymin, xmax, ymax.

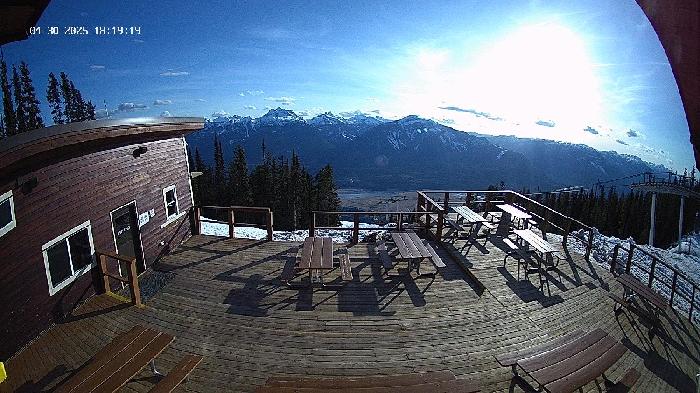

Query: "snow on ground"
<box><xmin>200</xmin><ymin>217</ymin><xmax>392</xmax><ymax>243</ymax></box>
<box><xmin>555</xmin><ymin>229</ymin><xmax>700</xmax><ymax>322</ymax></box>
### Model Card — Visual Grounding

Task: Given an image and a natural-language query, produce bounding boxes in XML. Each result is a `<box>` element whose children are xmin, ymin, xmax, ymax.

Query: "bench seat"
<box><xmin>148</xmin><ymin>354</ymin><xmax>203</xmax><ymax>393</ymax></box>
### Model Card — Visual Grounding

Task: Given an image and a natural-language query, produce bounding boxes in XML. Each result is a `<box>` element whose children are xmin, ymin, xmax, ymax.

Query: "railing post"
<box><xmin>266</xmin><ymin>210</ymin><xmax>274</xmax><ymax>241</ymax></box>
<box><xmin>127</xmin><ymin>258</ymin><xmax>142</xmax><ymax>307</ymax></box>
<box><xmin>443</xmin><ymin>192</ymin><xmax>450</xmax><ymax>211</ymax></box>
<box><xmin>398</xmin><ymin>212</ymin><xmax>403</xmax><ymax>231</ymax></box>
<box><xmin>563</xmin><ymin>219</ymin><xmax>572</xmax><ymax>249</ymax></box>
<box><xmin>436</xmin><ymin>210</ymin><xmax>444</xmax><ymax>242</ymax></box>
<box><xmin>194</xmin><ymin>207</ymin><xmax>201</xmax><ymax>235</ymax></box>
<box><xmin>310</xmin><ymin>213</ymin><xmax>316</xmax><ymax>237</ymax></box>
<box><xmin>649</xmin><ymin>258</ymin><xmax>657</xmax><ymax>288</ymax></box>
<box><xmin>228</xmin><ymin>209</ymin><xmax>235</xmax><ymax>239</ymax></box>
<box><xmin>690</xmin><ymin>286</ymin><xmax>696</xmax><ymax>321</ymax></box>
<box><xmin>670</xmin><ymin>271</ymin><xmax>678</xmax><ymax>306</ymax></box>
<box><xmin>585</xmin><ymin>228</ymin><xmax>594</xmax><ymax>261</ymax></box>
<box><xmin>611</xmin><ymin>245</ymin><xmax>619</xmax><ymax>273</ymax></box>
<box><xmin>466</xmin><ymin>192</ymin><xmax>472</xmax><ymax>207</ymax></box>
<box><xmin>99</xmin><ymin>253</ymin><xmax>111</xmax><ymax>295</ymax></box>
<box><xmin>625</xmin><ymin>243</ymin><xmax>635</xmax><ymax>274</ymax></box>
<box><xmin>352</xmin><ymin>213</ymin><xmax>360</xmax><ymax>244</ymax></box>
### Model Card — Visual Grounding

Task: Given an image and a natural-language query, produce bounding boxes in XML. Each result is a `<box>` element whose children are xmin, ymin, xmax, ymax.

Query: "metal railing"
<box><xmin>611</xmin><ymin>243</ymin><xmax>700</xmax><ymax>321</ymax></box>
<box><xmin>194</xmin><ymin>205</ymin><xmax>274</xmax><ymax>241</ymax></box>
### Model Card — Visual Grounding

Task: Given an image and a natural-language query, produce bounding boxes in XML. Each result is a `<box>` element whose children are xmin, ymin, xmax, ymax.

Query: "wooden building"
<box><xmin>0</xmin><ymin>118</ymin><xmax>204</xmax><ymax>359</ymax></box>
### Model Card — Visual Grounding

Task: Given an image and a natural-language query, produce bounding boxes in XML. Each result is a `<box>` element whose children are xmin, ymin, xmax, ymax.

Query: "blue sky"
<box><xmin>1</xmin><ymin>0</ymin><xmax>693</xmax><ymax>171</ymax></box>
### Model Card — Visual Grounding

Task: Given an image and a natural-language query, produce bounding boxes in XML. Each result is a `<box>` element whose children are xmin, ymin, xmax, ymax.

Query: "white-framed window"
<box><xmin>162</xmin><ymin>185</ymin><xmax>179</xmax><ymax>220</ymax></box>
<box><xmin>0</xmin><ymin>190</ymin><xmax>17</xmax><ymax>238</ymax></box>
<box><xmin>42</xmin><ymin>221</ymin><xmax>95</xmax><ymax>296</ymax></box>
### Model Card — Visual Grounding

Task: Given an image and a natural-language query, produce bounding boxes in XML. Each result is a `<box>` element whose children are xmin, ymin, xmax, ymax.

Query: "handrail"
<box><xmin>611</xmin><ymin>243</ymin><xmax>699</xmax><ymax>321</ymax></box>
<box><xmin>311</xmin><ymin>210</ymin><xmax>427</xmax><ymax>243</ymax></box>
<box><xmin>194</xmin><ymin>205</ymin><xmax>274</xmax><ymax>241</ymax></box>
<box><xmin>96</xmin><ymin>249</ymin><xmax>142</xmax><ymax>307</ymax></box>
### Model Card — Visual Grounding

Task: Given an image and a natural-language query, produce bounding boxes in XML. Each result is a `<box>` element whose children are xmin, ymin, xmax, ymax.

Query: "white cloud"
<box><xmin>153</xmin><ymin>99</ymin><xmax>172</xmax><ymax>106</ymax></box>
<box><xmin>211</xmin><ymin>110</ymin><xmax>229</xmax><ymax>117</ymax></box>
<box><xmin>264</xmin><ymin>96</ymin><xmax>296</xmax><ymax>105</ymax></box>
<box><xmin>244</xmin><ymin>105</ymin><xmax>257</xmax><ymax>110</ymax></box>
<box><xmin>90</xmin><ymin>65</ymin><xmax>105</xmax><ymax>70</ymax></box>
<box><xmin>583</xmin><ymin>126</ymin><xmax>599</xmax><ymax>135</ymax></box>
<box><xmin>133</xmin><ymin>39</ymin><xmax>145</xmax><ymax>43</ymax></box>
<box><xmin>195</xmin><ymin>98</ymin><xmax>206</xmax><ymax>102</ymax></box>
<box><xmin>239</xmin><ymin>92</ymin><xmax>245</xmax><ymax>97</ymax></box>
<box><xmin>535</xmin><ymin>119</ymin><xmax>556</xmax><ymax>127</ymax></box>
<box><xmin>160</xmin><ymin>71</ymin><xmax>189</xmax><ymax>77</ymax></box>
<box><xmin>160</xmin><ymin>111</ymin><xmax>172</xmax><ymax>117</ymax></box>
<box><xmin>117</xmin><ymin>102</ymin><xmax>148</xmax><ymax>112</ymax></box>
<box><xmin>247</xmin><ymin>90</ymin><xmax>264</xmax><ymax>96</ymax></box>
<box><xmin>627</xmin><ymin>129</ymin><xmax>639</xmax><ymax>137</ymax></box>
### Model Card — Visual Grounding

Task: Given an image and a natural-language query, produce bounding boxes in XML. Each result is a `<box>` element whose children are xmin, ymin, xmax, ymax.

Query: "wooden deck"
<box><xmin>2</xmin><ymin>230</ymin><xmax>700</xmax><ymax>392</ymax></box>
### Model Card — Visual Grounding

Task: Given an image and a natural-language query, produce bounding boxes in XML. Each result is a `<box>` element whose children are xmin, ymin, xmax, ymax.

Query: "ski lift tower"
<box><xmin>631</xmin><ymin>171</ymin><xmax>700</xmax><ymax>250</ymax></box>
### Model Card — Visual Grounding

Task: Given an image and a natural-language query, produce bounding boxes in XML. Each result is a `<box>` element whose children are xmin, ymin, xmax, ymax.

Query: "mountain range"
<box><xmin>186</xmin><ymin>108</ymin><xmax>666</xmax><ymax>191</ymax></box>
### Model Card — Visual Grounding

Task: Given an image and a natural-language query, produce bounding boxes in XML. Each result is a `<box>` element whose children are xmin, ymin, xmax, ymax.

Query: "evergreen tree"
<box><xmin>193</xmin><ymin>147</ymin><xmax>212</xmax><ymax>206</ymax></box>
<box><xmin>19</xmin><ymin>62</ymin><xmax>43</xmax><ymax>131</ymax></box>
<box><xmin>228</xmin><ymin>145</ymin><xmax>252</xmax><ymax>207</ymax></box>
<box><xmin>313</xmin><ymin>164</ymin><xmax>341</xmax><ymax>226</ymax></box>
<box><xmin>1</xmin><ymin>58</ymin><xmax>15</xmax><ymax>136</ymax></box>
<box><xmin>59</xmin><ymin>72</ymin><xmax>75</xmax><ymax>122</ymax></box>
<box><xmin>12</xmin><ymin>66</ymin><xmax>27</xmax><ymax>133</ymax></box>
<box><xmin>212</xmin><ymin>135</ymin><xmax>226</xmax><ymax>203</ymax></box>
<box><xmin>46</xmin><ymin>72</ymin><xmax>64</xmax><ymax>124</ymax></box>
<box><xmin>70</xmin><ymin>81</ymin><xmax>86</xmax><ymax>121</ymax></box>
<box><xmin>187</xmin><ymin>147</ymin><xmax>195</xmax><ymax>171</ymax></box>
<box><xmin>84</xmin><ymin>100</ymin><xmax>96</xmax><ymax>120</ymax></box>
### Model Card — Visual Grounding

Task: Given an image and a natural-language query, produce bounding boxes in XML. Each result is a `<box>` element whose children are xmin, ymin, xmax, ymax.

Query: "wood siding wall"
<box><xmin>0</xmin><ymin>137</ymin><xmax>193</xmax><ymax>359</ymax></box>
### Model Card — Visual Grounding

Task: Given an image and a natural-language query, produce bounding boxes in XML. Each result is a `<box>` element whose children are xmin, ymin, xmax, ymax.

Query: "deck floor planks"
<box><xmin>2</xmin><ymin>233</ymin><xmax>699</xmax><ymax>392</ymax></box>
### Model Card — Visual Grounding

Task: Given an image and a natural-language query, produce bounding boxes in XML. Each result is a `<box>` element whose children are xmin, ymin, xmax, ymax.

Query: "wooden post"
<box><xmin>678</xmin><ymin>196</ymin><xmax>685</xmax><ymax>252</ymax></box>
<box><xmin>625</xmin><ymin>244</ymin><xmax>635</xmax><ymax>274</ymax></box>
<box><xmin>443</xmin><ymin>192</ymin><xmax>450</xmax><ymax>211</ymax></box>
<box><xmin>127</xmin><ymin>258</ymin><xmax>142</xmax><ymax>307</ymax></box>
<box><xmin>585</xmin><ymin>228</ymin><xmax>594</xmax><ymax>261</ymax></box>
<box><xmin>563</xmin><ymin>219</ymin><xmax>572</xmax><ymax>248</ymax></box>
<box><xmin>465</xmin><ymin>192</ymin><xmax>472</xmax><ymax>208</ymax></box>
<box><xmin>436</xmin><ymin>210</ymin><xmax>444</xmax><ymax>242</ymax></box>
<box><xmin>649</xmin><ymin>192</ymin><xmax>657</xmax><ymax>246</ymax></box>
<box><xmin>99</xmin><ymin>253</ymin><xmax>111</xmax><ymax>295</ymax></box>
<box><xmin>310</xmin><ymin>213</ymin><xmax>315</xmax><ymax>237</ymax></box>
<box><xmin>398</xmin><ymin>212</ymin><xmax>403</xmax><ymax>231</ymax></box>
<box><xmin>610</xmin><ymin>245</ymin><xmax>619</xmax><ymax>273</ymax></box>
<box><xmin>352</xmin><ymin>213</ymin><xmax>360</xmax><ymax>244</ymax></box>
<box><xmin>648</xmin><ymin>258</ymin><xmax>657</xmax><ymax>288</ymax></box>
<box><xmin>228</xmin><ymin>209</ymin><xmax>235</xmax><ymax>239</ymax></box>
<box><xmin>266</xmin><ymin>211</ymin><xmax>274</xmax><ymax>241</ymax></box>
<box><xmin>670</xmin><ymin>271</ymin><xmax>678</xmax><ymax>306</ymax></box>
<box><xmin>194</xmin><ymin>207</ymin><xmax>201</xmax><ymax>235</ymax></box>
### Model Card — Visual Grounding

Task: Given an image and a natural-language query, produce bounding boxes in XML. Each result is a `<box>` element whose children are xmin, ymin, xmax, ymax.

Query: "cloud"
<box><xmin>296</xmin><ymin>110</ymin><xmax>309</xmax><ymax>117</ymax></box>
<box><xmin>153</xmin><ymin>99</ymin><xmax>172</xmax><ymax>106</ymax></box>
<box><xmin>627</xmin><ymin>129</ymin><xmax>639</xmax><ymax>137</ymax></box>
<box><xmin>160</xmin><ymin>111</ymin><xmax>172</xmax><ymax>117</ymax></box>
<box><xmin>117</xmin><ymin>102</ymin><xmax>148</xmax><ymax>112</ymax></box>
<box><xmin>438</xmin><ymin>106</ymin><xmax>502</xmax><ymax>121</ymax></box>
<box><xmin>194</xmin><ymin>98</ymin><xmax>206</xmax><ymax>102</ymax></box>
<box><xmin>244</xmin><ymin>105</ymin><xmax>257</xmax><ymax>110</ymax></box>
<box><xmin>616</xmin><ymin>139</ymin><xmax>628</xmax><ymax>145</ymax></box>
<box><xmin>239</xmin><ymin>92</ymin><xmax>245</xmax><ymax>97</ymax></box>
<box><xmin>535</xmin><ymin>120</ymin><xmax>556</xmax><ymax>127</ymax></box>
<box><xmin>90</xmin><ymin>65</ymin><xmax>105</xmax><ymax>70</ymax></box>
<box><xmin>159</xmin><ymin>71</ymin><xmax>189</xmax><ymax>77</ymax></box>
<box><xmin>211</xmin><ymin>110</ymin><xmax>229</xmax><ymax>117</ymax></box>
<box><xmin>240</xmin><ymin>90</ymin><xmax>264</xmax><ymax>96</ymax></box>
<box><xmin>133</xmin><ymin>39</ymin><xmax>144</xmax><ymax>43</ymax></box>
<box><xmin>583</xmin><ymin>126</ymin><xmax>599</xmax><ymax>135</ymax></box>
<box><xmin>265</xmin><ymin>96</ymin><xmax>296</xmax><ymax>105</ymax></box>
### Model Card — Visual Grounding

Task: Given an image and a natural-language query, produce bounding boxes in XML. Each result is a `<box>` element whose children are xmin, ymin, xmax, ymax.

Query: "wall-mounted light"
<box><xmin>133</xmin><ymin>146</ymin><xmax>148</xmax><ymax>158</ymax></box>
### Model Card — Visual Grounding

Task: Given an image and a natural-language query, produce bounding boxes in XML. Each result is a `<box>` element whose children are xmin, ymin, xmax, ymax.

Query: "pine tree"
<box><xmin>70</xmin><ymin>81</ymin><xmax>86</xmax><ymax>121</ymax></box>
<box><xmin>59</xmin><ymin>72</ymin><xmax>75</xmax><ymax>122</ymax></box>
<box><xmin>12</xmin><ymin>66</ymin><xmax>27</xmax><ymax>133</ymax></box>
<box><xmin>187</xmin><ymin>147</ymin><xmax>195</xmax><ymax>171</ymax></box>
<box><xmin>228</xmin><ymin>145</ymin><xmax>253</xmax><ymax>207</ymax></box>
<box><xmin>193</xmin><ymin>147</ymin><xmax>212</xmax><ymax>206</ymax></box>
<box><xmin>46</xmin><ymin>72</ymin><xmax>64</xmax><ymax>124</ymax></box>
<box><xmin>313</xmin><ymin>164</ymin><xmax>341</xmax><ymax>226</ymax></box>
<box><xmin>1</xmin><ymin>58</ymin><xmax>16</xmax><ymax>136</ymax></box>
<box><xmin>213</xmin><ymin>135</ymin><xmax>226</xmax><ymax>203</ymax></box>
<box><xmin>84</xmin><ymin>100</ymin><xmax>96</xmax><ymax>120</ymax></box>
<box><xmin>19</xmin><ymin>62</ymin><xmax>43</xmax><ymax>131</ymax></box>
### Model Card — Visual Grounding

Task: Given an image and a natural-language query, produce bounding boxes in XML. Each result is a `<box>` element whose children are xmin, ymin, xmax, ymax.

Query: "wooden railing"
<box><xmin>311</xmin><ymin>211</ymin><xmax>425</xmax><ymax>244</ymax></box>
<box><xmin>194</xmin><ymin>205</ymin><xmax>274</xmax><ymax>241</ymax></box>
<box><xmin>97</xmin><ymin>250</ymin><xmax>142</xmax><ymax>307</ymax></box>
<box><xmin>418</xmin><ymin>190</ymin><xmax>595</xmax><ymax>259</ymax></box>
<box><xmin>610</xmin><ymin>243</ymin><xmax>699</xmax><ymax>321</ymax></box>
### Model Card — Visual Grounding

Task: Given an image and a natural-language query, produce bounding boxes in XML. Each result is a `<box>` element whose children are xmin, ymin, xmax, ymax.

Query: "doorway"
<box><xmin>110</xmin><ymin>201</ymin><xmax>146</xmax><ymax>274</ymax></box>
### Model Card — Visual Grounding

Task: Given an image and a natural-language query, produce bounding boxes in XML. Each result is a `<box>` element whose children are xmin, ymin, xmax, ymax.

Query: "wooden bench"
<box><xmin>148</xmin><ymin>354</ymin><xmax>204</xmax><ymax>393</ymax></box>
<box><xmin>610</xmin><ymin>274</ymin><xmax>667</xmax><ymax>331</ymax></box>
<box><xmin>422</xmin><ymin>239</ymin><xmax>446</xmax><ymax>268</ymax></box>
<box><xmin>337</xmin><ymin>248</ymin><xmax>353</xmax><ymax>281</ymax></box>
<box><xmin>495</xmin><ymin>329</ymin><xmax>584</xmax><ymax>372</ymax></box>
<box><xmin>502</xmin><ymin>237</ymin><xmax>531</xmax><ymax>280</ymax></box>
<box><xmin>376</xmin><ymin>241</ymin><xmax>395</xmax><ymax>272</ymax></box>
<box><xmin>256</xmin><ymin>370</ymin><xmax>480</xmax><ymax>392</ymax></box>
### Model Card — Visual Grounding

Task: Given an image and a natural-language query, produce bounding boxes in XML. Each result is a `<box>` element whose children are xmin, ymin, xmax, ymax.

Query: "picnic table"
<box><xmin>296</xmin><ymin>236</ymin><xmax>337</xmax><ymax>284</ymax></box>
<box><xmin>55</xmin><ymin>325</ymin><xmax>202</xmax><ymax>393</ymax></box>
<box><xmin>449</xmin><ymin>206</ymin><xmax>496</xmax><ymax>242</ymax></box>
<box><xmin>509</xmin><ymin>328</ymin><xmax>628</xmax><ymax>393</ymax></box>
<box><xmin>497</xmin><ymin>204</ymin><xmax>532</xmax><ymax>229</ymax></box>
<box><xmin>513</xmin><ymin>229</ymin><xmax>560</xmax><ymax>290</ymax></box>
<box><xmin>609</xmin><ymin>273</ymin><xmax>667</xmax><ymax>328</ymax></box>
<box><xmin>390</xmin><ymin>231</ymin><xmax>445</xmax><ymax>276</ymax></box>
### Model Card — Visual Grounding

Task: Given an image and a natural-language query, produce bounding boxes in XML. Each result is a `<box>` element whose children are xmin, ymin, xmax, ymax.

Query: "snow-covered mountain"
<box><xmin>188</xmin><ymin>108</ymin><xmax>666</xmax><ymax>190</ymax></box>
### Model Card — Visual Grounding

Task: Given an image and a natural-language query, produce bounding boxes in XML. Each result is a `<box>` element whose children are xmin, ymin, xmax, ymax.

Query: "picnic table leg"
<box><xmin>150</xmin><ymin>359</ymin><xmax>164</xmax><ymax>377</ymax></box>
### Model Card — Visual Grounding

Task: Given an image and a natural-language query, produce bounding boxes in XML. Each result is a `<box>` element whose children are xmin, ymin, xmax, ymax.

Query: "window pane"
<box><xmin>165</xmin><ymin>190</ymin><xmax>177</xmax><ymax>216</ymax></box>
<box><xmin>0</xmin><ymin>198</ymin><xmax>11</xmax><ymax>227</ymax></box>
<box><xmin>47</xmin><ymin>242</ymin><xmax>72</xmax><ymax>286</ymax></box>
<box><xmin>69</xmin><ymin>229</ymin><xmax>92</xmax><ymax>270</ymax></box>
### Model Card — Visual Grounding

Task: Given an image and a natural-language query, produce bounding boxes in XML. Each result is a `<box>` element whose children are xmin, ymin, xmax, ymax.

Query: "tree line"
<box><xmin>1</xmin><ymin>58</ymin><xmax>95</xmax><ymax>138</ymax></box>
<box><xmin>188</xmin><ymin>137</ymin><xmax>341</xmax><ymax>231</ymax></box>
<box><xmin>536</xmin><ymin>188</ymin><xmax>698</xmax><ymax>248</ymax></box>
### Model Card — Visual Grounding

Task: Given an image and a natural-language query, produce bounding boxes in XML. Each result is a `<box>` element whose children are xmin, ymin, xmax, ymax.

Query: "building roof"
<box><xmin>0</xmin><ymin>0</ymin><xmax>50</xmax><ymax>45</ymax></box>
<box><xmin>0</xmin><ymin>117</ymin><xmax>204</xmax><ymax>184</ymax></box>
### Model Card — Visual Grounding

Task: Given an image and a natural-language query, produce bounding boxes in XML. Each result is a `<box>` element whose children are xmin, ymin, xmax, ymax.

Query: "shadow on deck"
<box><xmin>2</xmin><ymin>233</ymin><xmax>700</xmax><ymax>392</ymax></box>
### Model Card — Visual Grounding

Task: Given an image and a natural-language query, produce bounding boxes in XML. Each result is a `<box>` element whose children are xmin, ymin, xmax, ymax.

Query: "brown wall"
<box><xmin>0</xmin><ymin>136</ymin><xmax>193</xmax><ymax>359</ymax></box>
